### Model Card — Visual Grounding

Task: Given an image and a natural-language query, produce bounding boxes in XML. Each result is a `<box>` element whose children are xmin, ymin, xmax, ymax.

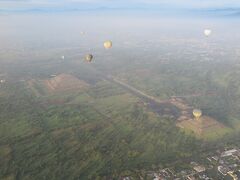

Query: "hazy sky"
<box><xmin>1</xmin><ymin>0</ymin><xmax>240</xmax><ymax>11</ymax></box>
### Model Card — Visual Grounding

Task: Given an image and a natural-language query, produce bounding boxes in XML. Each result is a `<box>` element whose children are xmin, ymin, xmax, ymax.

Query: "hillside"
<box><xmin>45</xmin><ymin>74</ymin><xmax>89</xmax><ymax>93</ymax></box>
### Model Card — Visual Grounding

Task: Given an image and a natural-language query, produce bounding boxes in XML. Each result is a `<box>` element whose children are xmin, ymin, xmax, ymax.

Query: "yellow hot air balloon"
<box><xmin>104</xmin><ymin>41</ymin><xmax>112</xmax><ymax>49</ymax></box>
<box><xmin>85</xmin><ymin>54</ymin><xmax>93</xmax><ymax>62</ymax></box>
<box><xmin>193</xmin><ymin>109</ymin><xmax>202</xmax><ymax>119</ymax></box>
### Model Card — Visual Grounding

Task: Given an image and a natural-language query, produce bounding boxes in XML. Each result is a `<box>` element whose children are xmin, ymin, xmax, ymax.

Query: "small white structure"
<box><xmin>218</xmin><ymin>166</ymin><xmax>230</xmax><ymax>176</ymax></box>
<box><xmin>221</xmin><ymin>149</ymin><xmax>237</xmax><ymax>157</ymax></box>
<box><xmin>193</xmin><ymin>165</ymin><xmax>206</xmax><ymax>173</ymax></box>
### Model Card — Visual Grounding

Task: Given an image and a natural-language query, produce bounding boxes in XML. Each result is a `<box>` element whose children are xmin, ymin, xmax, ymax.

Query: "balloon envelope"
<box><xmin>193</xmin><ymin>109</ymin><xmax>202</xmax><ymax>119</ymax></box>
<box><xmin>204</xmin><ymin>29</ymin><xmax>212</xmax><ymax>37</ymax></box>
<box><xmin>104</xmin><ymin>41</ymin><xmax>112</xmax><ymax>49</ymax></box>
<box><xmin>85</xmin><ymin>54</ymin><xmax>93</xmax><ymax>62</ymax></box>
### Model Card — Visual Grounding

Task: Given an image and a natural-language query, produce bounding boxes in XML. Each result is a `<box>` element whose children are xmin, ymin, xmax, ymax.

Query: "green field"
<box><xmin>0</xmin><ymin>42</ymin><xmax>240</xmax><ymax>179</ymax></box>
<box><xmin>0</xmin><ymin>78</ymin><xmax>202</xmax><ymax>179</ymax></box>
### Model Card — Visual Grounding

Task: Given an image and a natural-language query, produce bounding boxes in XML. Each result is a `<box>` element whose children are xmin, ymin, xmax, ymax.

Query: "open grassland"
<box><xmin>0</xmin><ymin>80</ymin><xmax>201</xmax><ymax>179</ymax></box>
<box><xmin>1</xmin><ymin>56</ymin><xmax>240</xmax><ymax>179</ymax></box>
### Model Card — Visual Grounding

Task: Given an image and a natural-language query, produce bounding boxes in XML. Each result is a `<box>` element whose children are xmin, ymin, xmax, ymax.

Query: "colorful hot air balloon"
<box><xmin>104</xmin><ymin>41</ymin><xmax>112</xmax><ymax>49</ymax></box>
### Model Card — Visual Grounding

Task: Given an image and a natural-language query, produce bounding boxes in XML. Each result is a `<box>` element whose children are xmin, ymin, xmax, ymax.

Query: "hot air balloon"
<box><xmin>204</xmin><ymin>29</ymin><xmax>212</xmax><ymax>37</ymax></box>
<box><xmin>85</xmin><ymin>54</ymin><xmax>93</xmax><ymax>62</ymax></box>
<box><xmin>0</xmin><ymin>79</ymin><xmax>6</xmax><ymax>83</ymax></box>
<box><xmin>104</xmin><ymin>41</ymin><xmax>112</xmax><ymax>49</ymax></box>
<box><xmin>193</xmin><ymin>109</ymin><xmax>202</xmax><ymax>119</ymax></box>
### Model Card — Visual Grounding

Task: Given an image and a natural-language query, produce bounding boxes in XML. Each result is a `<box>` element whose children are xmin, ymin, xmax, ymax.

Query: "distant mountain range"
<box><xmin>0</xmin><ymin>6</ymin><xmax>240</xmax><ymax>17</ymax></box>
<box><xmin>204</xmin><ymin>8</ymin><xmax>240</xmax><ymax>16</ymax></box>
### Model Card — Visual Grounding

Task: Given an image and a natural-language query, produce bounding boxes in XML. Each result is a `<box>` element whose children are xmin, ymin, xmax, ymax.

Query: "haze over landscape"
<box><xmin>0</xmin><ymin>0</ymin><xmax>240</xmax><ymax>179</ymax></box>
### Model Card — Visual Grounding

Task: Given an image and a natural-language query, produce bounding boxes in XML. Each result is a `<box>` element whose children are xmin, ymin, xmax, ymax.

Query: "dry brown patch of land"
<box><xmin>0</xmin><ymin>145</ymin><xmax>11</xmax><ymax>157</ymax></box>
<box><xmin>170</xmin><ymin>98</ymin><xmax>192</xmax><ymax>111</ymax></box>
<box><xmin>169</xmin><ymin>98</ymin><xmax>230</xmax><ymax>139</ymax></box>
<box><xmin>0</xmin><ymin>145</ymin><xmax>12</xmax><ymax>165</ymax></box>
<box><xmin>177</xmin><ymin>116</ymin><xmax>228</xmax><ymax>138</ymax></box>
<box><xmin>2</xmin><ymin>174</ymin><xmax>15</xmax><ymax>180</ymax></box>
<box><xmin>44</xmin><ymin>74</ymin><xmax>89</xmax><ymax>93</ymax></box>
